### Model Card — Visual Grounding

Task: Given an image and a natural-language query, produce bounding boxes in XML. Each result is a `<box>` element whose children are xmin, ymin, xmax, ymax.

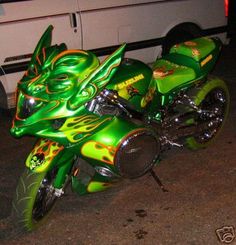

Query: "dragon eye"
<box><xmin>47</xmin><ymin>74</ymin><xmax>73</xmax><ymax>93</ymax></box>
<box><xmin>53</xmin><ymin>74</ymin><xmax>68</xmax><ymax>81</ymax></box>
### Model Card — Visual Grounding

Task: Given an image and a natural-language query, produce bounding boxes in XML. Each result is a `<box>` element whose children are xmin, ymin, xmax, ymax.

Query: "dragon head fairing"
<box><xmin>11</xmin><ymin>25</ymin><xmax>126</xmax><ymax>138</ymax></box>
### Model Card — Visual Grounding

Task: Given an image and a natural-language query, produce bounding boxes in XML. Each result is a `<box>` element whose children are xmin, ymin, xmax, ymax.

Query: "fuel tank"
<box><xmin>106</xmin><ymin>58</ymin><xmax>153</xmax><ymax>111</ymax></box>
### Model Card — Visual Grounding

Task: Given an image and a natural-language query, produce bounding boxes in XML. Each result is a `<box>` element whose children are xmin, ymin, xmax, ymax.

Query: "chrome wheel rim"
<box><xmin>196</xmin><ymin>88</ymin><xmax>227</xmax><ymax>144</ymax></box>
<box><xmin>32</xmin><ymin>169</ymin><xmax>57</xmax><ymax>222</ymax></box>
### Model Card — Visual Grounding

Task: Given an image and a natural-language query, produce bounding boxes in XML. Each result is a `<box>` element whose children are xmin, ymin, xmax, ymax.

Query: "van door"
<box><xmin>0</xmin><ymin>0</ymin><xmax>82</xmax><ymax>108</ymax></box>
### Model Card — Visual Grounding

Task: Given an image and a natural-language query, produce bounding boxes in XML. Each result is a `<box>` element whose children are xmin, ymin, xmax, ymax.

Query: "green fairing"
<box><xmin>69</xmin><ymin>44</ymin><xmax>126</xmax><ymax>110</ymax></box>
<box><xmin>29</xmin><ymin>25</ymin><xmax>53</xmax><ymax>68</ymax></box>
<box><xmin>10</xmin><ymin>26</ymin><xmax>129</xmax><ymax>192</ymax></box>
<box><xmin>11</xmin><ymin>26</ymin><xmax>125</xmax><ymax>139</ymax></box>
<box><xmin>107</xmin><ymin>59</ymin><xmax>153</xmax><ymax>111</ymax></box>
<box><xmin>79</xmin><ymin>117</ymin><xmax>142</xmax><ymax>165</ymax></box>
<box><xmin>11</xmin><ymin>26</ymin><xmax>223</xmax><ymax>195</ymax></box>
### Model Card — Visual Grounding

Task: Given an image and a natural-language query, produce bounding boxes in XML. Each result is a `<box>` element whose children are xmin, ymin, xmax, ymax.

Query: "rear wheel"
<box><xmin>12</xmin><ymin>167</ymin><xmax>65</xmax><ymax>231</ymax></box>
<box><xmin>185</xmin><ymin>77</ymin><xmax>230</xmax><ymax>149</ymax></box>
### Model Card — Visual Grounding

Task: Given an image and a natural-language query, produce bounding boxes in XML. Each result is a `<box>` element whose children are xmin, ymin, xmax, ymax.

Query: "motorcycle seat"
<box><xmin>153</xmin><ymin>58</ymin><xmax>196</xmax><ymax>94</ymax></box>
<box><xmin>163</xmin><ymin>37</ymin><xmax>221</xmax><ymax>79</ymax></box>
<box><xmin>170</xmin><ymin>37</ymin><xmax>216</xmax><ymax>62</ymax></box>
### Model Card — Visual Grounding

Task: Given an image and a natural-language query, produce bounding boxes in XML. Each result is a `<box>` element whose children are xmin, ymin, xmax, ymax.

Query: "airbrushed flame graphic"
<box><xmin>59</xmin><ymin>115</ymin><xmax>112</xmax><ymax>143</ymax></box>
<box><xmin>26</xmin><ymin>138</ymin><xmax>64</xmax><ymax>172</ymax></box>
<box><xmin>87</xmin><ymin>181</ymin><xmax>113</xmax><ymax>193</ymax></box>
<box><xmin>81</xmin><ymin>140</ymin><xmax>116</xmax><ymax>164</ymax></box>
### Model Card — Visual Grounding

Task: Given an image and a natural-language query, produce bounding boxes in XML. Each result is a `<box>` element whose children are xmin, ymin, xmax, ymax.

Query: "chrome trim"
<box><xmin>94</xmin><ymin>166</ymin><xmax>119</xmax><ymax>178</ymax></box>
<box><xmin>7</xmin><ymin>92</ymin><xmax>16</xmax><ymax>109</ymax></box>
<box><xmin>114</xmin><ymin>129</ymin><xmax>160</xmax><ymax>178</ymax></box>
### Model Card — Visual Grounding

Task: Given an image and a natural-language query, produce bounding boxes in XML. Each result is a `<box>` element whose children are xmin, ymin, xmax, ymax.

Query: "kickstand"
<box><xmin>150</xmin><ymin>169</ymin><xmax>168</xmax><ymax>192</ymax></box>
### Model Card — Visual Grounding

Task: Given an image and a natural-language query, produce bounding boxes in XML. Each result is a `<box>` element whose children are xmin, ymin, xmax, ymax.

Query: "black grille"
<box><xmin>114</xmin><ymin>130</ymin><xmax>160</xmax><ymax>178</ymax></box>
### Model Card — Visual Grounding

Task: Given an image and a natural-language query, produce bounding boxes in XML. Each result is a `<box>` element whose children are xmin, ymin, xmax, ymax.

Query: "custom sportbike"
<box><xmin>11</xmin><ymin>25</ymin><xmax>229</xmax><ymax>231</ymax></box>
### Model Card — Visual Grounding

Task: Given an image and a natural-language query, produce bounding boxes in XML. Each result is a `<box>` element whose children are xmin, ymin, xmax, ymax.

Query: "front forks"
<box><xmin>53</xmin><ymin>161</ymin><xmax>74</xmax><ymax>190</ymax></box>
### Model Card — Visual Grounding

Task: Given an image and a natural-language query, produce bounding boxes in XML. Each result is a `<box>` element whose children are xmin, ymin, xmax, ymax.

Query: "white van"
<box><xmin>0</xmin><ymin>0</ymin><xmax>228</xmax><ymax>109</ymax></box>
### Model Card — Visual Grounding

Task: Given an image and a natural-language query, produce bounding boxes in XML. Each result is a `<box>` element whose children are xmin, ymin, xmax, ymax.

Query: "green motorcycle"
<box><xmin>10</xmin><ymin>25</ymin><xmax>229</xmax><ymax>231</ymax></box>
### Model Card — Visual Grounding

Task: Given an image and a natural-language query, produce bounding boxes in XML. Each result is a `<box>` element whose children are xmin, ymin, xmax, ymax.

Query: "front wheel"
<box><xmin>185</xmin><ymin>77</ymin><xmax>230</xmax><ymax>150</ymax></box>
<box><xmin>12</xmin><ymin>167</ymin><xmax>65</xmax><ymax>231</ymax></box>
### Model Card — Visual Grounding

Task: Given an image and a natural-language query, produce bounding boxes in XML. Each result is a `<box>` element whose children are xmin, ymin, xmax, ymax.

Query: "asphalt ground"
<box><xmin>0</xmin><ymin>38</ymin><xmax>235</xmax><ymax>245</ymax></box>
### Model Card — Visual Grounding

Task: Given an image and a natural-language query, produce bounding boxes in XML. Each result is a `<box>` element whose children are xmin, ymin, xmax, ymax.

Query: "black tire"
<box><xmin>162</xmin><ymin>30</ymin><xmax>194</xmax><ymax>55</ymax></box>
<box><xmin>12</xmin><ymin>167</ymin><xmax>62</xmax><ymax>231</ymax></box>
<box><xmin>185</xmin><ymin>77</ymin><xmax>230</xmax><ymax>150</ymax></box>
<box><xmin>162</xmin><ymin>24</ymin><xmax>202</xmax><ymax>55</ymax></box>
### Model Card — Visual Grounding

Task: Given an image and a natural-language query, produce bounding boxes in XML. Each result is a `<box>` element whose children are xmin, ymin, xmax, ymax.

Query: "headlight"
<box><xmin>17</xmin><ymin>92</ymin><xmax>44</xmax><ymax>119</ymax></box>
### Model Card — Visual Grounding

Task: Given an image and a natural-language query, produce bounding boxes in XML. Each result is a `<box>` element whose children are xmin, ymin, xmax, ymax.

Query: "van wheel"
<box><xmin>162</xmin><ymin>24</ymin><xmax>202</xmax><ymax>55</ymax></box>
